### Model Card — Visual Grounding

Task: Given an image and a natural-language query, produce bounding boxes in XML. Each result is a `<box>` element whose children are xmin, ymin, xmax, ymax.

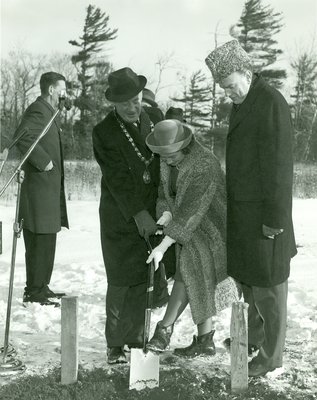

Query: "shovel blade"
<box><xmin>129</xmin><ymin>348</ymin><xmax>159</xmax><ymax>391</ymax></box>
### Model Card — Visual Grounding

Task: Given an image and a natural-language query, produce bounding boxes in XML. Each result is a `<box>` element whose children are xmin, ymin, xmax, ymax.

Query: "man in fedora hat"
<box><xmin>92</xmin><ymin>67</ymin><xmax>173</xmax><ymax>364</ymax></box>
<box><xmin>142</xmin><ymin>88</ymin><xmax>164</xmax><ymax>125</ymax></box>
<box><xmin>205</xmin><ymin>40</ymin><xmax>296</xmax><ymax>377</ymax></box>
<box><xmin>165</xmin><ymin>107</ymin><xmax>186</xmax><ymax>123</ymax></box>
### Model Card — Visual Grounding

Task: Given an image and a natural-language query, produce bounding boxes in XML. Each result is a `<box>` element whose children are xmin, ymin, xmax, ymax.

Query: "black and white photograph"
<box><xmin>0</xmin><ymin>0</ymin><xmax>316</xmax><ymax>399</ymax></box>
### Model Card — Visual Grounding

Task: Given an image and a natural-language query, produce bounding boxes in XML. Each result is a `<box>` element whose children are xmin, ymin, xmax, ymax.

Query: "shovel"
<box><xmin>129</xmin><ymin>238</ymin><xmax>160</xmax><ymax>391</ymax></box>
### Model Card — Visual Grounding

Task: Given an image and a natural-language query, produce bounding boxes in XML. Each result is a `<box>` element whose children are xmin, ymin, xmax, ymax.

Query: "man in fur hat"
<box><xmin>92</xmin><ymin>67</ymin><xmax>173</xmax><ymax>364</ymax></box>
<box><xmin>205</xmin><ymin>40</ymin><xmax>297</xmax><ymax>377</ymax></box>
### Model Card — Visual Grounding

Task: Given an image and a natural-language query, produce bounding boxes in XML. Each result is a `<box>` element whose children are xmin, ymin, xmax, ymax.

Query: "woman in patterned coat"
<box><xmin>145</xmin><ymin>119</ymin><xmax>239</xmax><ymax>357</ymax></box>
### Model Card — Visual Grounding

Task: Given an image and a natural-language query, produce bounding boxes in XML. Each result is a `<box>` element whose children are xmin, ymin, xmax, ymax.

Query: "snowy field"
<box><xmin>0</xmin><ymin>198</ymin><xmax>316</xmax><ymax>392</ymax></box>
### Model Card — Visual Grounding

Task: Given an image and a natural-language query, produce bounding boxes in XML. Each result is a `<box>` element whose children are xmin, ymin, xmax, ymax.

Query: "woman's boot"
<box><xmin>146</xmin><ymin>322</ymin><xmax>174</xmax><ymax>353</ymax></box>
<box><xmin>174</xmin><ymin>330</ymin><xmax>216</xmax><ymax>357</ymax></box>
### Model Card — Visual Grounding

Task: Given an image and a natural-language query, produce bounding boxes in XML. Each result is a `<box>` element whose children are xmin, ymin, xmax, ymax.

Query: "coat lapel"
<box><xmin>115</xmin><ymin>110</ymin><xmax>153</xmax><ymax>158</ymax></box>
<box><xmin>110</xmin><ymin>110</ymin><xmax>153</xmax><ymax>162</ymax></box>
<box><xmin>227</xmin><ymin>75</ymin><xmax>264</xmax><ymax>136</ymax></box>
<box><xmin>37</xmin><ymin>96</ymin><xmax>61</xmax><ymax>130</ymax></box>
<box><xmin>139</xmin><ymin>110</ymin><xmax>152</xmax><ymax>138</ymax></box>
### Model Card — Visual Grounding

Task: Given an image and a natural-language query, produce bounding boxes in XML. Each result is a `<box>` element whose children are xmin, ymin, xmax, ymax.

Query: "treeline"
<box><xmin>1</xmin><ymin>1</ymin><xmax>316</xmax><ymax>162</ymax></box>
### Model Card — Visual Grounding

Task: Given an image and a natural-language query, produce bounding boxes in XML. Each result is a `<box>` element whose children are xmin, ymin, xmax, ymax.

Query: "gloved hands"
<box><xmin>157</xmin><ymin>211</ymin><xmax>172</xmax><ymax>227</ymax></box>
<box><xmin>134</xmin><ymin>209</ymin><xmax>157</xmax><ymax>240</ymax></box>
<box><xmin>146</xmin><ymin>235</ymin><xmax>176</xmax><ymax>270</ymax></box>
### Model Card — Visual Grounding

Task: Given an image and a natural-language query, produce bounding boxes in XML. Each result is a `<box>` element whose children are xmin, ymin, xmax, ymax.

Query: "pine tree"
<box><xmin>231</xmin><ymin>0</ymin><xmax>286</xmax><ymax>88</ymax></box>
<box><xmin>172</xmin><ymin>70</ymin><xmax>212</xmax><ymax>131</ymax></box>
<box><xmin>69</xmin><ymin>4</ymin><xmax>117</xmax><ymax>158</ymax></box>
<box><xmin>291</xmin><ymin>51</ymin><xmax>317</xmax><ymax>161</ymax></box>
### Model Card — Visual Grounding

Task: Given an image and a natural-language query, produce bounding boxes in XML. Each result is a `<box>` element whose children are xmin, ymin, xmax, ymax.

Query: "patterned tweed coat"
<box><xmin>157</xmin><ymin>140</ymin><xmax>239</xmax><ymax>324</ymax></box>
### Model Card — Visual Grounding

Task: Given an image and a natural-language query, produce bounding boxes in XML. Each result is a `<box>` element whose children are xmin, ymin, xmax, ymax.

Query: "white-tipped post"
<box><xmin>61</xmin><ymin>296</ymin><xmax>78</xmax><ymax>384</ymax></box>
<box><xmin>230</xmin><ymin>301</ymin><xmax>249</xmax><ymax>394</ymax></box>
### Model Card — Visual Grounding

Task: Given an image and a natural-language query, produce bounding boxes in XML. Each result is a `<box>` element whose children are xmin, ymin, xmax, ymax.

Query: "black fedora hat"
<box><xmin>105</xmin><ymin>67</ymin><xmax>147</xmax><ymax>102</ymax></box>
<box><xmin>165</xmin><ymin>107</ymin><xmax>186</xmax><ymax>122</ymax></box>
<box><xmin>142</xmin><ymin>88</ymin><xmax>158</xmax><ymax>107</ymax></box>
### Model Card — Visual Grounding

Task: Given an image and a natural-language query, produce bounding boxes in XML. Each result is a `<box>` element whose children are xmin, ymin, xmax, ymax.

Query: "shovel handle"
<box><xmin>145</xmin><ymin>238</ymin><xmax>155</xmax><ymax>309</ymax></box>
<box><xmin>144</xmin><ymin>238</ymin><xmax>155</xmax><ymax>350</ymax></box>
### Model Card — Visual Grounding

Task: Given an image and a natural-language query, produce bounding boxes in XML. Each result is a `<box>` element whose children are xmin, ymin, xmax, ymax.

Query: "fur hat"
<box><xmin>105</xmin><ymin>67</ymin><xmax>147</xmax><ymax>102</ymax></box>
<box><xmin>205</xmin><ymin>40</ymin><xmax>252</xmax><ymax>83</ymax></box>
<box><xmin>146</xmin><ymin>119</ymin><xmax>192</xmax><ymax>155</ymax></box>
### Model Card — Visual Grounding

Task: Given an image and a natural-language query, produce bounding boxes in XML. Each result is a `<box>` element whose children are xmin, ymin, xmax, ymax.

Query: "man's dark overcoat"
<box><xmin>14</xmin><ymin>96</ymin><xmax>68</xmax><ymax>234</ymax></box>
<box><xmin>92</xmin><ymin>110</ymin><xmax>161</xmax><ymax>287</ymax></box>
<box><xmin>226</xmin><ymin>75</ymin><xmax>297</xmax><ymax>287</ymax></box>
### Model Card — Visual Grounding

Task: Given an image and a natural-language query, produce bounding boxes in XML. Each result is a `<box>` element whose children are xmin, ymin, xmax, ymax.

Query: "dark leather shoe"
<box><xmin>248</xmin><ymin>359</ymin><xmax>276</xmax><ymax>377</ymax></box>
<box><xmin>24</xmin><ymin>293</ymin><xmax>60</xmax><ymax>307</ymax></box>
<box><xmin>174</xmin><ymin>330</ymin><xmax>216</xmax><ymax>357</ymax></box>
<box><xmin>223</xmin><ymin>337</ymin><xmax>260</xmax><ymax>356</ymax></box>
<box><xmin>107</xmin><ymin>347</ymin><xmax>127</xmax><ymax>364</ymax></box>
<box><xmin>146</xmin><ymin>322</ymin><xmax>173</xmax><ymax>353</ymax></box>
<box><xmin>45</xmin><ymin>287</ymin><xmax>66</xmax><ymax>299</ymax></box>
<box><xmin>23</xmin><ymin>292</ymin><xmax>30</xmax><ymax>303</ymax></box>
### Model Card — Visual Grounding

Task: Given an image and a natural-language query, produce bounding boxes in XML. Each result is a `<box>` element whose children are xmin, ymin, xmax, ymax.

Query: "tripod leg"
<box><xmin>0</xmin><ymin>170</ymin><xmax>25</xmax><ymax>375</ymax></box>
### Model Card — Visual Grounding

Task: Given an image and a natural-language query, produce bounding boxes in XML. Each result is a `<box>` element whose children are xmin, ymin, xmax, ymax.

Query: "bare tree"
<box><xmin>0</xmin><ymin>49</ymin><xmax>48</xmax><ymax>148</ymax></box>
<box><xmin>13</xmin><ymin>49</ymin><xmax>47</xmax><ymax>112</ymax></box>
<box><xmin>153</xmin><ymin>51</ymin><xmax>178</xmax><ymax>95</ymax></box>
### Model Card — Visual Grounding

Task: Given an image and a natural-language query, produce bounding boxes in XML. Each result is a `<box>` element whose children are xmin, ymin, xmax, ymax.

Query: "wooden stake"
<box><xmin>61</xmin><ymin>296</ymin><xmax>78</xmax><ymax>385</ymax></box>
<box><xmin>230</xmin><ymin>301</ymin><xmax>249</xmax><ymax>394</ymax></box>
<box><xmin>0</xmin><ymin>221</ymin><xmax>2</xmax><ymax>254</ymax></box>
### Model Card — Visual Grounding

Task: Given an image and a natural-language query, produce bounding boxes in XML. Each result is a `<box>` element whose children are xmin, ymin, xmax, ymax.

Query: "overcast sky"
<box><xmin>1</xmin><ymin>0</ymin><xmax>316</xmax><ymax>102</ymax></box>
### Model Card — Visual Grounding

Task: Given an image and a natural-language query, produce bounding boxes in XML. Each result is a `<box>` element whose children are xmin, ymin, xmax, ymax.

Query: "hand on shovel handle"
<box><xmin>129</xmin><ymin>238</ymin><xmax>160</xmax><ymax>391</ymax></box>
<box><xmin>146</xmin><ymin>249</ymin><xmax>163</xmax><ymax>271</ymax></box>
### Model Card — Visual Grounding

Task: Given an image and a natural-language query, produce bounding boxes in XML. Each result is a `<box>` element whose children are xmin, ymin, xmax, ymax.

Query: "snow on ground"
<box><xmin>0</xmin><ymin>199</ymin><xmax>316</xmax><ymax>390</ymax></box>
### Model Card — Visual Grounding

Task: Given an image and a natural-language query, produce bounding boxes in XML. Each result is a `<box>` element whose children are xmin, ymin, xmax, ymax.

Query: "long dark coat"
<box><xmin>226</xmin><ymin>75</ymin><xmax>297</xmax><ymax>288</ymax></box>
<box><xmin>92</xmin><ymin>110</ymin><xmax>161</xmax><ymax>286</ymax></box>
<box><xmin>14</xmin><ymin>96</ymin><xmax>68</xmax><ymax>234</ymax></box>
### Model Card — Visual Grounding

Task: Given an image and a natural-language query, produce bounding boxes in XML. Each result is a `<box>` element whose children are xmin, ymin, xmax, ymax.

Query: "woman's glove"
<box><xmin>157</xmin><ymin>211</ymin><xmax>172</xmax><ymax>227</ymax></box>
<box><xmin>146</xmin><ymin>235</ymin><xmax>176</xmax><ymax>270</ymax></box>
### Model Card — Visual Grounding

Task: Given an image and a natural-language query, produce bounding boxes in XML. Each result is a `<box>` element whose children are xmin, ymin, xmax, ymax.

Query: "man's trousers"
<box><xmin>242</xmin><ymin>280</ymin><xmax>288</xmax><ymax>368</ymax></box>
<box><xmin>23</xmin><ymin>228</ymin><xmax>57</xmax><ymax>296</ymax></box>
<box><xmin>105</xmin><ymin>282</ymin><xmax>147</xmax><ymax>348</ymax></box>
